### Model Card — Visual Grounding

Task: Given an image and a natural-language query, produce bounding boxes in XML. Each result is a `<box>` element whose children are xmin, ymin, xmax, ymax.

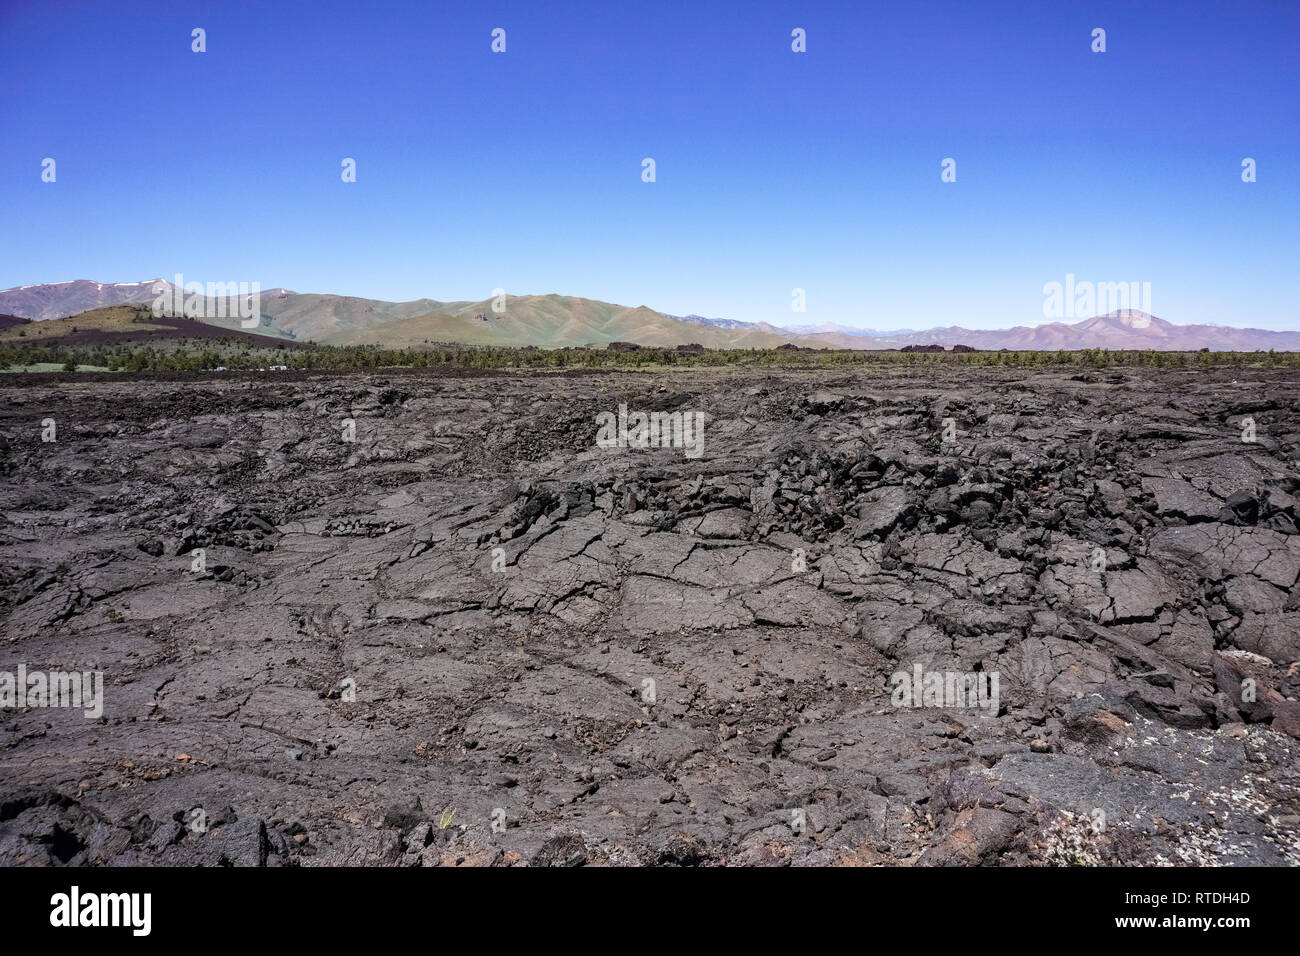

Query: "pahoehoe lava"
<box><xmin>1</xmin><ymin>364</ymin><xmax>1298</xmax><ymax>866</ymax></box>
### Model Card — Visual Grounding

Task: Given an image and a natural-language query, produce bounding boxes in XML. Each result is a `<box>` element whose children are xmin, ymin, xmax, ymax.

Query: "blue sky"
<box><xmin>2</xmin><ymin>0</ymin><xmax>1297</xmax><ymax>330</ymax></box>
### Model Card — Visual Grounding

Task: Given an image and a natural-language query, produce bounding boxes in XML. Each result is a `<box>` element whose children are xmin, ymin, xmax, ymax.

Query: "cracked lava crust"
<box><xmin>1</xmin><ymin>364</ymin><xmax>1298</xmax><ymax>866</ymax></box>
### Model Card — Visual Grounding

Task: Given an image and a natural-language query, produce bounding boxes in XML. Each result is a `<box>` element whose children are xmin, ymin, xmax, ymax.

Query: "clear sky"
<box><xmin>2</xmin><ymin>0</ymin><xmax>1297</xmax><ymax>330</ymax></box>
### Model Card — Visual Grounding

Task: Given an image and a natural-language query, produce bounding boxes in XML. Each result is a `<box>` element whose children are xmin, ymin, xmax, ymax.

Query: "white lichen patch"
<box><xmin>1040</xmin><ymin>812</ymin><xmax>1103</xmax><ymax>866</ymax></box>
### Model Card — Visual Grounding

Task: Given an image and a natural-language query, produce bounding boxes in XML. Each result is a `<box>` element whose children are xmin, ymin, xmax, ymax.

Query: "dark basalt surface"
<box><xmin>1</xmin><ymin>365</ymin><xmax>1297</xmax><ymax>866</ymax></box>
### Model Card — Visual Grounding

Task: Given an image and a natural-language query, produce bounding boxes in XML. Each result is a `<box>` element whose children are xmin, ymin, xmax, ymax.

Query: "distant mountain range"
<box><xmin>669</xmin><ymin>315</ymin><xmax>916</xmax><ymax>338</ymax></box>
<box><xmin>667</xmin><ymin>314</ymin><xmax>766</xmax><ymax>331</ymax></box>
<box><xmin>0</xmin><ymin>279</ymin><xmax>293</xmax><ymax>323</ymax></box>
<box><xmin>2</xmin><ymin>280</ymin><xmax>1298</xmax><ymax>352</ymax></box>
<box><xmin>783</xmin><ymin>322</ymin><xmax>920</xmax><ymax>337</ymax></box>
<box><xmin>831</xmin><ymin>310</ymin><xmax>1300</xmax><ymax>351</ymax></box>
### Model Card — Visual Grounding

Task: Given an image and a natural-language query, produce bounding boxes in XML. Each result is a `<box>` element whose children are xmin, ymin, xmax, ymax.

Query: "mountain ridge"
<box><xmin>2</xmin><ymin>280</ymin><xmax>1297</xmax><ymax>351</ymax></box>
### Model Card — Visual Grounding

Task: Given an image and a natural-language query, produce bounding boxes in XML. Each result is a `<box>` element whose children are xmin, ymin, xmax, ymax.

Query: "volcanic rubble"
<box><xmin>0</xmin><ymin>365</ymin><xmax>1297</xmax><ymax>866</ymax></box>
